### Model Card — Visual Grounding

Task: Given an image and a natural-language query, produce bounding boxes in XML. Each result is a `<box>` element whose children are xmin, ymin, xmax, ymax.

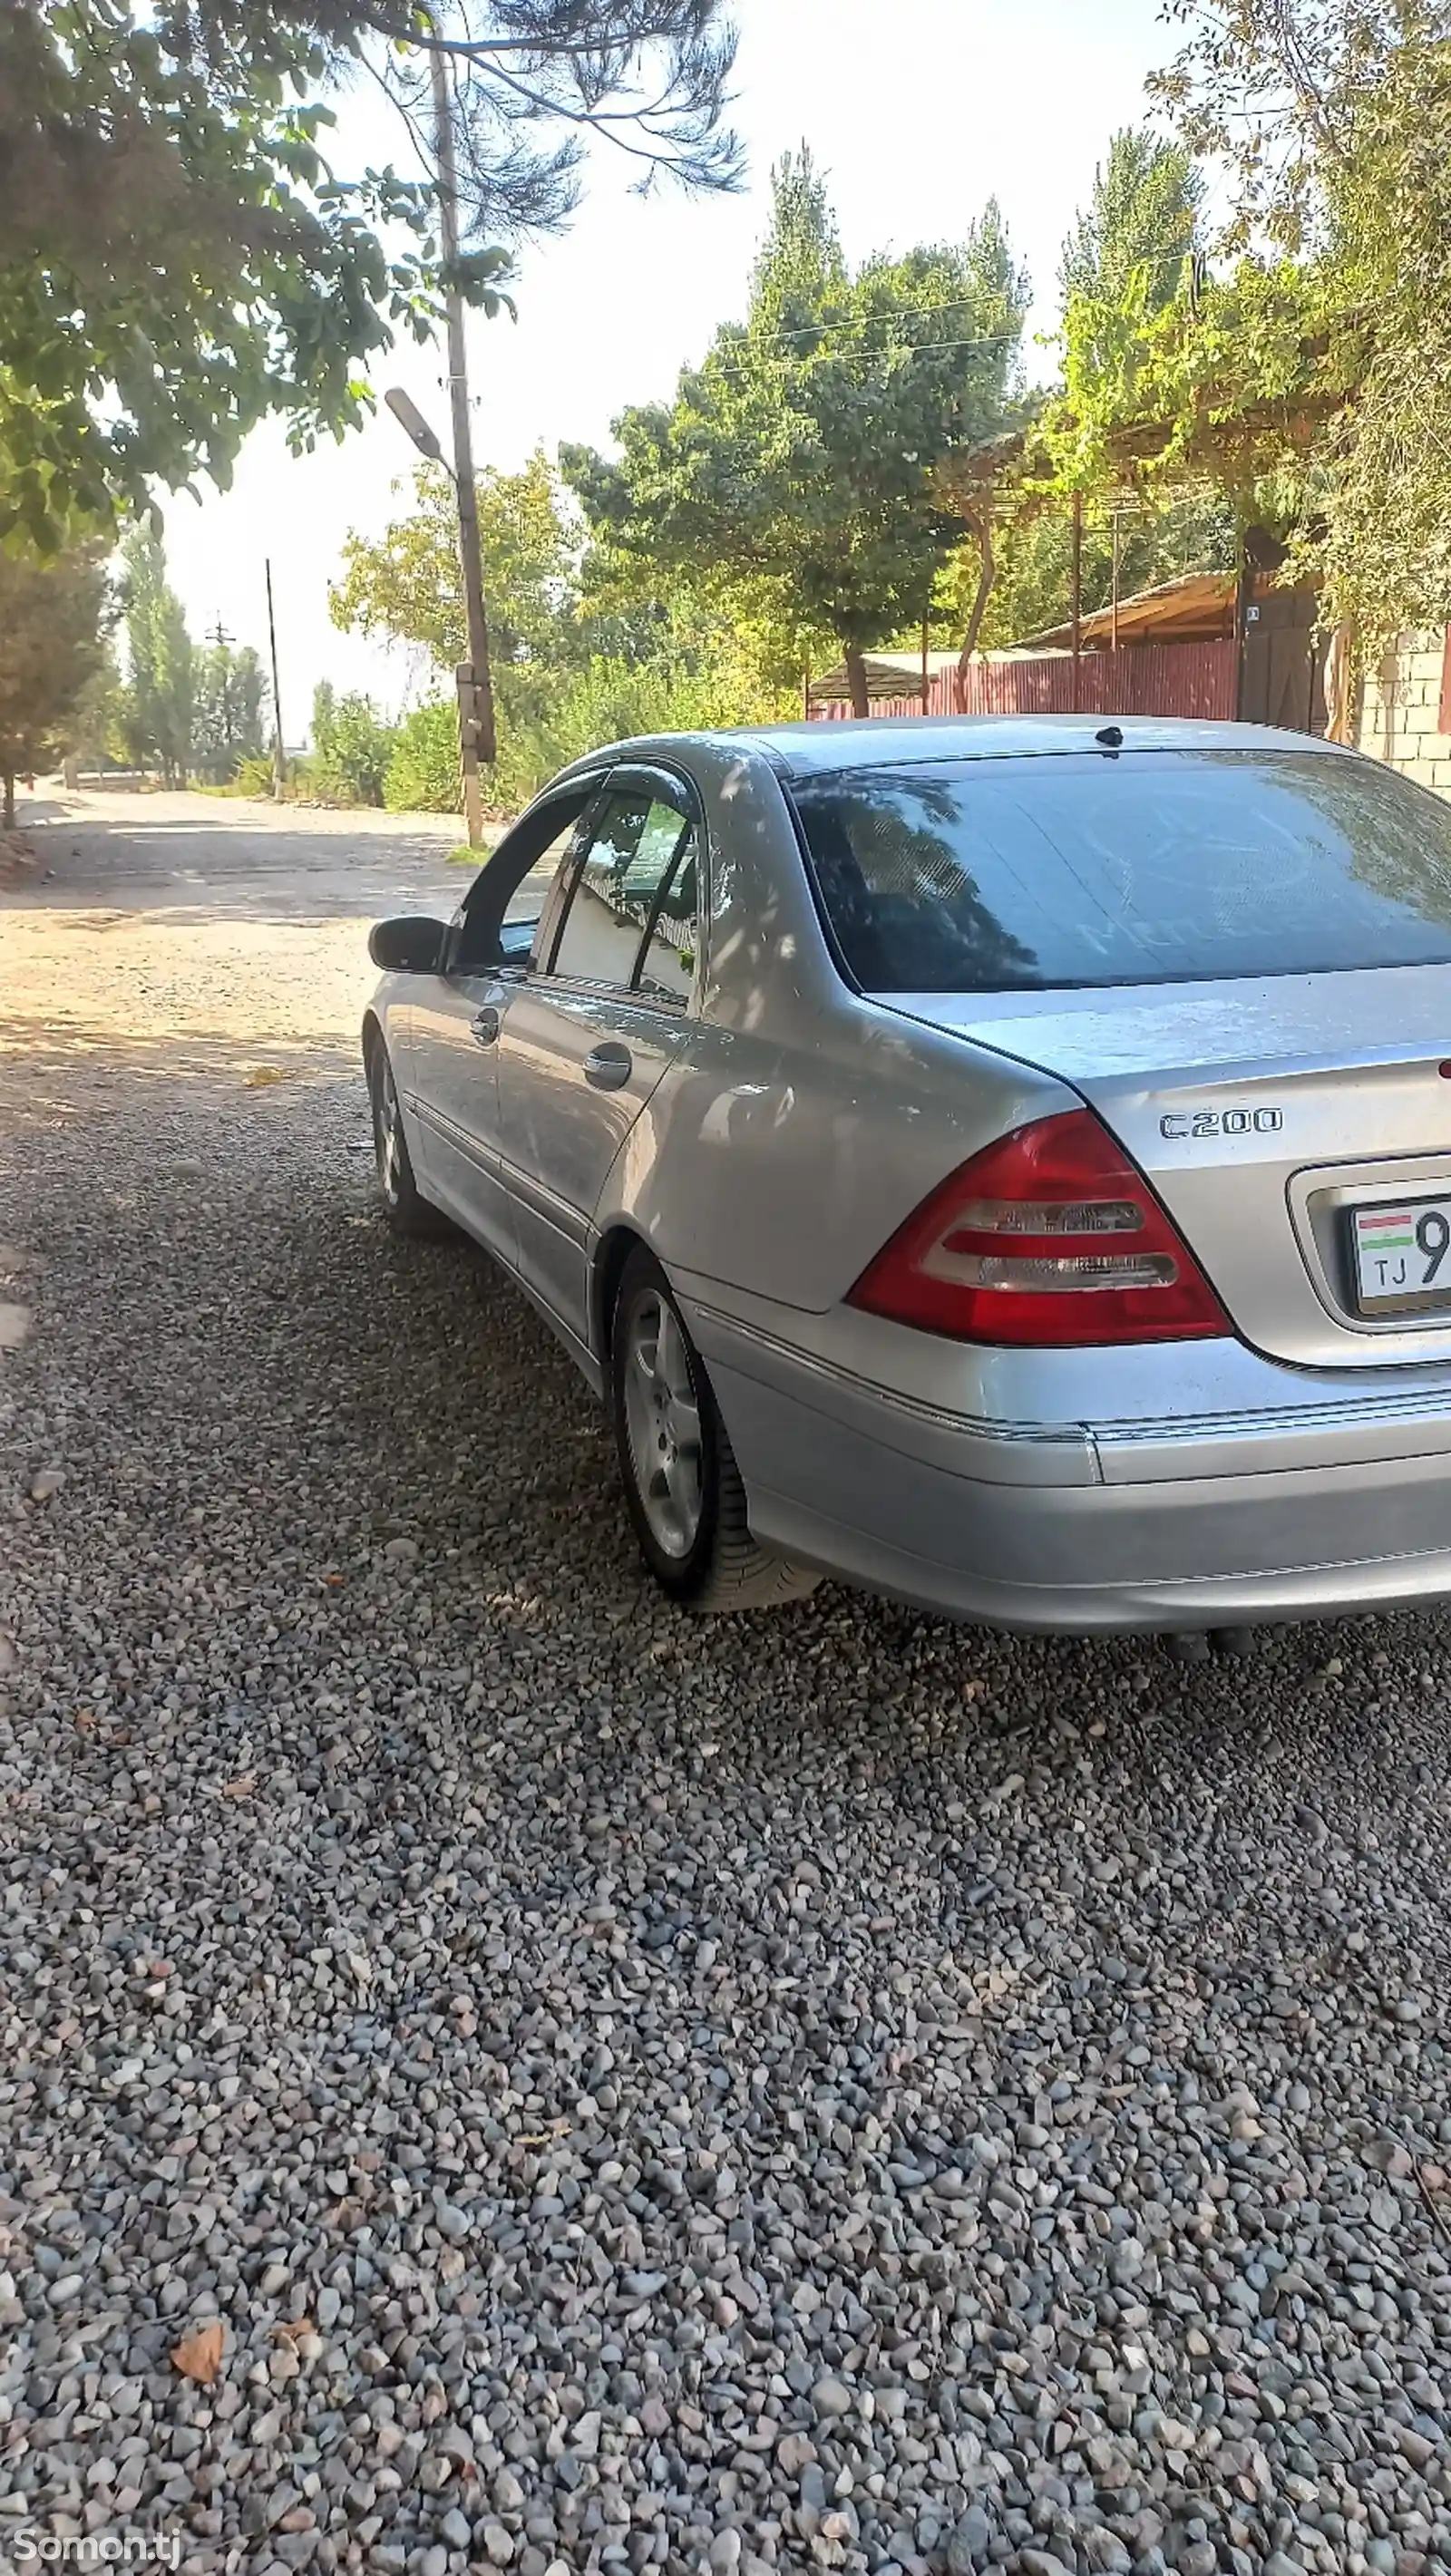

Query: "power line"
<box><xmin>737</xmin><ymin>296</ymin><xmax>1019</xmax><ymax>351</ymax></box>
<box><xmin>705</xmin><ymin>330</ymin><xmax>1026</xmax><ymax>384</ymax></box>
<box><xmin>700</xmin><ymin>247</ymin><xmax>1203</xmax><ymax>365</ymax></box>
<box><xmin>689</xmin><ymin>262</ymin><xmax>1209</xmax><ymax>384</ymax></box>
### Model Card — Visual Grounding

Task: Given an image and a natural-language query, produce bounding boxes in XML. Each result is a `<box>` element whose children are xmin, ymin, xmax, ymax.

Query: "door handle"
<box><xmin>471</xmin><ymin>1006</ymin><xmax>501</xmax><ymax>1046</ymax></box>
<box><xmin>583</xmin><ymin>1041</ymin><xmax>633</xmax><ymax>1091</ymax></box>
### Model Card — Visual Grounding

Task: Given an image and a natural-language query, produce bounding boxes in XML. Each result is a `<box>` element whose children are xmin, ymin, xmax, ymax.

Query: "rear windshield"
<box><xmin>788</xmin><ymin>748</ymin><xmax>1451</xmax><ymax>991</ymax></box>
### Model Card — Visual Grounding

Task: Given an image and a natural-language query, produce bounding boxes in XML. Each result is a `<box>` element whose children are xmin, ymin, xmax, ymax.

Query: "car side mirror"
<box><xmin>369</xmin><ymin>915</ymin><xmax>449</xmax><ymax>974</ymax></box>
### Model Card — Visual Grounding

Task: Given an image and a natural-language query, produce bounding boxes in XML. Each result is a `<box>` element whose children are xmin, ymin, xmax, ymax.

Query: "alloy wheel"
<box><xmin>373</xmin><ymin>1055</ymin><xmax>403</xmax><ymax>1211</ymax></box>
<box><xmin>621</xmin><ymin>1288</ymin><xmax>705</xmax><ymax>1559</ymax></box>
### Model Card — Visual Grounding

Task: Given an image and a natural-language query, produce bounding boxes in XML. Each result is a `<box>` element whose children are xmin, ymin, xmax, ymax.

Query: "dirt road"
<box><xmin>0</xmin><ymin>786</ymin><xmax>480</xmax><ymax>1065</ymax></box>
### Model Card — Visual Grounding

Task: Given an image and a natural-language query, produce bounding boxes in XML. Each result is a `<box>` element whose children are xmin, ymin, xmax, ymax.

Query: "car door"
<box><xmin>408</xmin><ymin>787</ymin><xmax>599</xmax><ymax>1260</ymax></box>
<box><xmin>494</xmin><ymin>769</ymin><xmax>704</xmax><ymax>1349</ymax></box>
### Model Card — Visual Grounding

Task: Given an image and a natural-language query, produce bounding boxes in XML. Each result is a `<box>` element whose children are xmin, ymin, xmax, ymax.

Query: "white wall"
<box><xmin>1356</xmin><ymin>630</ymin><xmax>1451</xmax><ymax>796</ymax></box>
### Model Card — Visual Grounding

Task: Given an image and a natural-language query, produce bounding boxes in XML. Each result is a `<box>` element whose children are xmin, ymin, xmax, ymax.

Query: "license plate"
<box><xmin>1351</xmin><ymin>1197</ymin><xmax>1451</xmax><ymax>1313</ymax></box>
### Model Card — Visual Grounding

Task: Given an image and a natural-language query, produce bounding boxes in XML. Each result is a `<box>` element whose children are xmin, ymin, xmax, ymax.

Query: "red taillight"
<box><xmin>848</xmin><ymin>1110</ymin><xmax>1229</xmax><ymax>1347</ymax></box>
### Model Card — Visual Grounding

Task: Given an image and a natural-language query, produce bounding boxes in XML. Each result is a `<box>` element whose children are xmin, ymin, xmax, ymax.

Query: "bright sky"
<box><xmin>165</xmin><ymin>0</ymin><xmax>1175</xmax><ymax>738</ymax></box>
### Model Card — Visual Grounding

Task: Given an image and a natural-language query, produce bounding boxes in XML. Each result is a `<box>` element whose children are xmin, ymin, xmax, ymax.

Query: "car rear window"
<box><xmin>788</xmin><ymin>748</ymin><xmax>1451</xmax><ymax>992</ymax></box>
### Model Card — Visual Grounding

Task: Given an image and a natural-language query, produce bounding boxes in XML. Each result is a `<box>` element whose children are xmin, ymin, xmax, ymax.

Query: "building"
<box><xmin>1358</xmin><ymin>633</ymin><xmax>1451</xmax><ymax>798</ymax></box>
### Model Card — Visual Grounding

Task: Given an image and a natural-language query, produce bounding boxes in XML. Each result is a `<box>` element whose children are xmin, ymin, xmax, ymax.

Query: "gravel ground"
<box><xmin>4</xmin><ymin>800</ymin><xmax>1451</xmax><ymax>2576</ymax></box>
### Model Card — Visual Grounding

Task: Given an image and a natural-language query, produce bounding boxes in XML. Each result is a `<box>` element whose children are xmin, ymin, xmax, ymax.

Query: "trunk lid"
<box><xmin>874</xmin><ymin>966</ymin><xmax>1451</xmax><ymax>1368</ymax></box>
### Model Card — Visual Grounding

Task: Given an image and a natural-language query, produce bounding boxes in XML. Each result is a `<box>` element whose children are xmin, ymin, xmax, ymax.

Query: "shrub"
<box><xmin>230</xmin><ymin>752</ymin><xmax>278</xmax><ymax>796</ymax></box>
<box><xmin>311</xmin><ymin>691</ymin><xmax>394</xmax><ymax>805</ymax></box>
<box><xmin>383</xmin><ymin>702</ymin><xmax>461</xmax><ymax>813</ymax></box>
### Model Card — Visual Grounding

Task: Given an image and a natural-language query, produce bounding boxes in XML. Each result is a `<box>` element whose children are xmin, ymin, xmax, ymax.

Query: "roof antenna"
<box><xmin>1096</xmin><ymin>723</ymin><xmax>1124</xmax><ymax>750</ymax></box>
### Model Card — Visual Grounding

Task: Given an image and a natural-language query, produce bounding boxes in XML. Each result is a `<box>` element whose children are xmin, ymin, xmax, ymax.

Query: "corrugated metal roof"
<box><xmin>807</xmin><ymin>649</ymin><xmax>961</xmax><ymax>704</ymax></box>
<box><xmin>1010</xmin><ymin>570</ymin><xmax>1239</xmax><ymax>652</ymax></box>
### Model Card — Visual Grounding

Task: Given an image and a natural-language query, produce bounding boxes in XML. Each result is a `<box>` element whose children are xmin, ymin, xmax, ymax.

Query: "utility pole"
<box><xmin>265</xmin><ymin>559</ymin><xmax>286</xmax><ymax>803</ymax></box>
<box><xmin>1070</xmin><ymin>490</ymin><xmax>1083</xmax><ymax>713</ymax></box>
<box><xmin>430</xmin><ymin>38</ymin><xmax>495</xmax><ymax>846</ymax></box>
<box><xmin>209</xmin><ymin>618</ymin><xmax>235</xmax><ymax>764</ymax></box>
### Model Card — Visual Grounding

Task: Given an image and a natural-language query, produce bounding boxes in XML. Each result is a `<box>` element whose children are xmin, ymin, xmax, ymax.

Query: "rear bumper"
<box><xmin>681</xmin><ymin>1289</ymin><xmax>1451</xmax><ymax>1631</ymax></box>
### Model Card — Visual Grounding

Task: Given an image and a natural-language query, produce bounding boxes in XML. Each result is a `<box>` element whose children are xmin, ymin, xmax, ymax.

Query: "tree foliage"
<box><xmin>563</xmin><ymin>150</ymin><xmax>1028</xmax><ymax>713</ymax></box>
<box><xmin>1134</xmin><ymin>0</ymin><xmax>1451</xmax><ymax>646</ymax></box>
<box><xmin>330</xmin><ymin>447</ymin><xmax>792</xmax><ymax>807</ymax></box>
<box><xmin>331</xmin><ymin>453</ymin><xmax>575</xmax><ymax>670</ymax></box>
<box><xmin>311</xmin><ymin>684</ymin><xmax>394</xmax><ymax>804</ymax></box>
<box><xmin>0</xmin><ymin>0</ymin><xmax>741</xmax><ymax>549</ymax></box>
<box><xmin>119</xmin><ymin>526</ymin><xmax>193</xmax><ymax>783</ymax></box>
<box><xmin>383</xmin><ymin>701</ymin><xmax>461</xmax><ymax>814</ymax></box>
<box><xmin>0</xmin><ymin>536</ymin><xmax>108</xmax><ymax>822</ymax></box>
<box><xmin>1148</xmin><ymin>0</ymin><xmax>1423</xmax><ymax>254</ymax></box>
<box><xmin>67</xmin><ymin>641</ymin><xmax>126</xmax><ymax>774</ymax></box>
<box><xmin>1055</xmin><ymin>127</ymin><xmax>1205</xmax><ymax>398</ymax></box>
<box><xmin>935</xmin><ymin>21</ymin><xmax>1451</xmax><ymax>656</ymax></box>
<box><xmin>945</xmin><ymin>130</ymin><xmax>1230</xmax><ymax>651</ymax></box>
<box><xmin>193</xmin><ymin>640</ymin><xmax>268</xmax><ymax>783</ymax></box>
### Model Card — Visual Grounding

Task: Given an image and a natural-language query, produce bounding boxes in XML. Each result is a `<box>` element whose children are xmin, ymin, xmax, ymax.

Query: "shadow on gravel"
<box><xmin>3</xmin><ymin>1032</ymin><xmax>1450</xmax><ymax>2000</ymax></box>
<box><xmin>5</xmin><ymin>1028</ymin><xmax>1447</xmax><ymax>1751</ymax></box>
<box><xmin>8</xmin><ymin>1028</ymin><xmax>1451</xmax><ymax>2576</ymax></box>
<box><xmin>6</xmin><ymin>1026</ymin><xmax>1450</xmax><ymax>1948</ymax></box>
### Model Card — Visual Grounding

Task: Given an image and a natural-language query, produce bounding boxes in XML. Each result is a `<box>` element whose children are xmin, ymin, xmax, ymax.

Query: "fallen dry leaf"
<box><xmin>170</xmin><ymin>2319</ymin><xmax>225</xmax><ymax>2384</ymax></box>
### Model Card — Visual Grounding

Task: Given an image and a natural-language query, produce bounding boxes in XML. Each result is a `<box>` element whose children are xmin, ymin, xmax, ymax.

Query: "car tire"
<box><xmin>610</xmin><ymin>1246</ymin><xmax>819</xmax><ymax>1612</ymax></box>
<box><xmin>366</xmin><ymin>1035</ymin><xmax>448</xmax><ymax>1239</ymax></box>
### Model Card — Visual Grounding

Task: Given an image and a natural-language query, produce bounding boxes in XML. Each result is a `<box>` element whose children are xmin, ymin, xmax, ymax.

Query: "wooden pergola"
<box><xmin>935</xmin><ymin>369</ymin><xmax>1346</xmax><ymax>675</ymax></box>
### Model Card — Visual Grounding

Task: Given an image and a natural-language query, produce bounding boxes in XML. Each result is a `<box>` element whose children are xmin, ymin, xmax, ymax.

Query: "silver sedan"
<box><xmin>364</xmin><ymin>714</ymin><xmax>1451</xmax><ymax>1639</ymax></box>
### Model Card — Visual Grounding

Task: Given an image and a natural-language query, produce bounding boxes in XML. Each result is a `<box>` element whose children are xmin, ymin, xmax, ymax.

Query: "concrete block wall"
<box><xmin>1355</xmin><ymin>629</ymin><xmax>1451</xmax><ymax>792</ymax></box>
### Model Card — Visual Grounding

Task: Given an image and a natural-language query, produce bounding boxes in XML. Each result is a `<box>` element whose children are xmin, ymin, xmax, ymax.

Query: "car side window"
<box><xmin>550</xmin><ymin>789</ymin><xmax>694</xmax><ymax>991</ymax></box>
<box><xmin>453</xmin><ymin>798</ymin><xmax>591</xmax><ymax>974</ymax></box>
<box><xmin>634</xmin><ymin>838</ymin><xmax>700</xmax><ymax>1002</ymax></box>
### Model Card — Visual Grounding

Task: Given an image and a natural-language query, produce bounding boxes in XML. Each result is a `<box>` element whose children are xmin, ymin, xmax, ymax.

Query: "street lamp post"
<box><xmin>385</xmin><ymin>388</ymin><xmax>491</xmax><ymax>847</ymax></box>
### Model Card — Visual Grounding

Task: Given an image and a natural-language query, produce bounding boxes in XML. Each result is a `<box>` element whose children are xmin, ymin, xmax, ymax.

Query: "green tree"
<box><xmin>1059</xmin><ymin>129</ymin><xmax>1204</xmax><ymax>312</ymax></box>
<box><xmin>0</xmin><ymin>538</ymin><xmax>108</xmax><ymax>824</ymax></box>
<box><xmin>119</xmin><ymin>527</ymin><xmax>193</xmax><ymax>783</ymax></box>
<box><xmin>67</xmin><ymin>641</ymin><xmax>126</xmax><ymax>775</ymax></box>
<box><xmin>958</xmin><ymin>131</ymin><xmax>1232</xmax><ymax>649</ymax></box>
<box><xmin>331</xmin><ymin>453</ymin><xmax>577</xmax><ymax>672</ymax></box>
<box><xmin>331</xmin><ymin>438</ymin><xmax>802</xmax><ymax>806</ymax></box>
<box><xmin>131</xmin><ymin>533</ymin><xmax>197</xmax><ymax>782</ymax></box>
<box><xmin>311</xmin><ymin>689</ymin><xmax>395</xmax><ymax>805</ymax></box>
<box><xmin>563</xmin><ymin>150</ymin><xmax>1029</xmax><ymax>715</ymax></box>
<box><xmin>193</xmin><ymin>641</ymin><xmax>268</xmax><ymax>783</ymax></box>
<box><xmin>1133</xmin><ymin>0</ymin><xmax>1451</xmax><ymax>646</ymax></box>
<box><xmin>0</xmin><ymin>1</ymin><xmax>741</xmax><ymax>551</ymax></box>
<box><xmin>233</xmin><ymin>647</ymin><xmax>267</xmax><ymax>765</ymax></box>
<box><xmin>384</xmin><ymin>703</ymin><xmax>460</xmax><ymax>814</ymax></box>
